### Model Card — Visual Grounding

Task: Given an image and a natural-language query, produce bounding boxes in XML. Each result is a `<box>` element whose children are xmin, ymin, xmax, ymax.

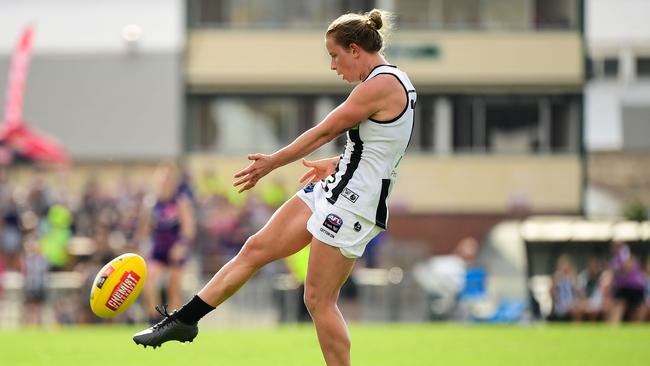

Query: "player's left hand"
<box><xmin>233</xmin><ymin>153</ymin><xmax>275</xmax><ymax>193</ymax></box>
<box><xmin>299</xmin><ymin>158</ymin><xmax>337</xmax><ymax>184</ymax></box>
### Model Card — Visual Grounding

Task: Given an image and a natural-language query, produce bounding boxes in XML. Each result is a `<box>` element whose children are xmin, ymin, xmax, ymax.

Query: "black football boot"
<box><xmin>133</xmin><ymin>305</ymin><xmax>198</xmax><ymax>349</ymax></box>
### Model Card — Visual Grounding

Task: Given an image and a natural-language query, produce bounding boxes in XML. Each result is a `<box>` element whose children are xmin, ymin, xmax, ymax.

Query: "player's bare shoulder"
<box><xmin>361</xmin><ymin>73</ymin><xmax>407</xmax><ymax>121</ymax></box>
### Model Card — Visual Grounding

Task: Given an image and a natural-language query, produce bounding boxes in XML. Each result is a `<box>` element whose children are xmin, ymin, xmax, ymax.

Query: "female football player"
<box><xmin>139</xmin><ymin>162</ymin><xmax>196</xmax><ymax>323</ymax></box>
<box><xmin>134</xmin><ymin>9</ymin><xmax>416</xmax><ymax>366</ymax></box>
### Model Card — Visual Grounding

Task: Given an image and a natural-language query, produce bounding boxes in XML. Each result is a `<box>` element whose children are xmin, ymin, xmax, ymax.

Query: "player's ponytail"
<box><xmin>327</xmin><ymin>9</ymin><xmax>393</xmax><ymax>53</ymax></box>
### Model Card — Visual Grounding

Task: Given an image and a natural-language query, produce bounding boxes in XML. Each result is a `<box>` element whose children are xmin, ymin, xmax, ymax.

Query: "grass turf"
<box><xmin>1</xmin><ymin>323</ymin><xmax>648</xmax><ymax>366</ymax></box>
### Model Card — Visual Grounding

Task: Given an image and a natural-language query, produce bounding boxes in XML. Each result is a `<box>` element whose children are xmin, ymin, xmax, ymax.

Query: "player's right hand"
<box><xmin>299</xmin><ymin>158</ymin><xmax>337</xmax><ymax>184</ymax></box>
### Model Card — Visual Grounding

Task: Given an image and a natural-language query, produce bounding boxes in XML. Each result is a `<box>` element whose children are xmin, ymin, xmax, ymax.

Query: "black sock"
<box><xmin>175</xmin><ymin>295</ymin><xmax>215</xmax><ymax>324</ymax></box>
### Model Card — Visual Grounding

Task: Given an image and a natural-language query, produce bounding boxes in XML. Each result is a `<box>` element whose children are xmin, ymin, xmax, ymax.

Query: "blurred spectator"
<box><xmin>413</xmin><ymin>237</ymin><xmax>479</xmax><ymax>320</ymax></box>
<box><xmin>20</xmin><ymin>235</ymin><xmax>48</xmax><ymax>325</ymax></box>
<box><xmin>281</xmin><ymin>244</ymin><xmax>311</xmax><ymax>322</ymax></box>
<box><xmin>177</xmin><ymin>162</ymin><xmax>196</xmax><ymax>203</ymax></box>
<box><xmin>197</xmin><ymin>169</ymin><xmax>226</xmax><ymax>200</ymax></box>
<box><xmin>40</xmin><ymin>204</ymin><xmax>73</xmax><ymax>271</ymax></box>
<box><xmin>0</xmin><ymin>248</ymin><xmax>5</xmax><ymax>298</ymax></box>
<box><xmin>74</xmin><ymin>178</ymin><xmax>103</xmax><ymax>237</ymax></box>
<box><xmin>360</xmin><ymin>231</ymin><xmax>388</xmax><ymax>269</ymax></box>
<box><xmin>26</xmin><ymin>171</ymin><xmax>52</xmax><ymax>219</ymax></box>
<box><xmin>116</xmin><ymin>195</ymin><xmax>143</xmax><ymax>253</ymax></box>
<box><xmin>576</xmin><ymin>256</ymin><xmax>606</xmax><ymax>321</ymax></box>
<box><xmin>0</xmin><ymin>194</ymin><xmax>22</xmax><ymax>270</ymax></box>
<box><xmin>260</xmin><ymin>179</ymin><xmax>288</xmax><ymax>209</ymax></box>
<box><xmin>240</xmin><ymin>195</ymin><xmax>274</xmax><ymax>234</ymax></box>
<box><xmin>199</xmin><ymin>195</ymin><xmax>246</xmax><ymax>274</ymax></box>
<box><xmin>644</xmin><ymin>258</ymin><xmax>650</xmax><ymax>321</ymax></box>
<box><xmin>549</xmin><ymin>254</ymin><xmax>582</xmax><ymax>321</ymax></box>
<box><xmin>608</xmin><ymin>241</ymin><xmax>646</xmax><ymax>323</ymax></box>
<box><xmin>0</xmin><ymin>166</ymin><xmax>288</xmax><ymax>326</ymax></box>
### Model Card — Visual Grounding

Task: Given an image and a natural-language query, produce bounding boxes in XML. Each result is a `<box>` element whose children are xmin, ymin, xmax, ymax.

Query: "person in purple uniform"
<box><xmin>608</xmin><ymin>241</ymin><xmax>646</xmax><ymax>323</ymax></box>
<box><xmin>139</xmin><ymin>163</ymin><xmax>196</xmax><ymax>323</ymax></box>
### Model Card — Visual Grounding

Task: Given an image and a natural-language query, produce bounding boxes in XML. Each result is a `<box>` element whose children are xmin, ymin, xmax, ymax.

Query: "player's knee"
<box><xmin>238</xmin><ymin>234</ymin><xmax>271</xmax><ymax>268</ymax></box>
<box><xmin>303</xmin><ymin>286</ymin><xmax>334</xmax><ymax>315</ymax></box>
<box><xmin>303</xmin><ymin>287</ymin><xmax>318</xmax><ymax>314</ymax></box>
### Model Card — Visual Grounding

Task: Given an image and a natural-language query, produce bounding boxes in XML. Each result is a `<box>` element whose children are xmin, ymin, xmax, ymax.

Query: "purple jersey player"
<box><xmin>609</xmin><ymin>241</ymin><xmax>646</xmax><ymax>323</ymax></box>
<box><xmin>139</xmin><ymin>162</ymin><xmax>196</xmax><ymax>323</ymax></box>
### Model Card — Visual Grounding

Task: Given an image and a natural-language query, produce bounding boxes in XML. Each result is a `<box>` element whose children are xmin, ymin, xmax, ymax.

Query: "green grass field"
<box><xmin>1</xmin><ymin>323</ymin><xmax>648</xmax><ymax>366</ymax></box>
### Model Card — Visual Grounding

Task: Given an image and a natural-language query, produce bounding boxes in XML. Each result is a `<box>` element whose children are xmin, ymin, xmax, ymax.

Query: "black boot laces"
<box><xmin>152</xmin><ymin>304</ymin><xmax>178</xmax><ymax>330</ymax></box>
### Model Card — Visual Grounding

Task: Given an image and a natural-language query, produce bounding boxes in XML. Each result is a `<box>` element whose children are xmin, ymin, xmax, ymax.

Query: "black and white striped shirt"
<box><xmin>323</xmin><ymin>65</ymin><xmax>416</xmax><ymax>229</ymax></box>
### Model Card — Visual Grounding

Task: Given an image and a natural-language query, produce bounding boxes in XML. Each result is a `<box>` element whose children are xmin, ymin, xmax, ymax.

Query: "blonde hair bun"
<box><xmin>367</xmin><ymin>9</ymin><xmax>384</xmax><ymax>31</ymax></box>
<box><xmin>327</xmin><ymin>8</ymin><xmax>393</xmax><ymax>52</ymax></box>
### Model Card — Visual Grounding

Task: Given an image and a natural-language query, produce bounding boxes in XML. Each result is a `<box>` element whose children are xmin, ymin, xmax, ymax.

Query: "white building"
<box><xmin>585</xmin><ymin>0</ymin><xmax>650</xmax><ymax>217</ymax></box>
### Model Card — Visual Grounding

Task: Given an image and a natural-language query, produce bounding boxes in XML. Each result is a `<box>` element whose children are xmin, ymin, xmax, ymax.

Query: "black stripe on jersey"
<box><xmin>375</xmin><ymin>179</ymin><xmax>391</xmax><ymax>229</ymax></box>
<box><xmin>363</xmin><ymin>64</ymin><xmax>397</xmax><ymax>82</ymax></box>
<box><xmin>327</xmin><ymin>129</ymin><xmax>363</xmax><ymax>204</ymax></box>
<box><xmin>405</xmin><ymin>98</ymin><xmax>416</xmax><ymax>150</ymax></box>
<box><xmin>322</xmin><ymin>157</ymin><xmax>341</xmax><ymax>193</ymax></box>
<box><xmin>406</xmin><ymin>117</ymin><xmax>415</xmax><ymax>150</ymax></box>
<box><xmin>368</xmin><ymin>73</ymin><xmax>410</xmax><ymax>124</ymax></box>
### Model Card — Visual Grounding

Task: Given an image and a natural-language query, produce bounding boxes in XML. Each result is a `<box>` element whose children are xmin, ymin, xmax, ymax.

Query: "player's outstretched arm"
<box><xmin>233</xmin><ymin>80</ymin><xmax>383</xmax><ymax>193</ymax></box>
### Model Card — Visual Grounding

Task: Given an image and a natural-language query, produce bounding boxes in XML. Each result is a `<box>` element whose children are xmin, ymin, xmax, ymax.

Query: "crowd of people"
<box><xmin>1</xmin><ymin>166</ymin><xmax>649</xmax><ymax>327</ymax></box>
<box><xmin>0</xmin><ymin>165</ymin><xmax>290</xmax><ymax>325</ymax></box>
<box><xmin>549</xmin><ymin>241</ymin><xmax>650</xmax><ymax>324</ymax></box>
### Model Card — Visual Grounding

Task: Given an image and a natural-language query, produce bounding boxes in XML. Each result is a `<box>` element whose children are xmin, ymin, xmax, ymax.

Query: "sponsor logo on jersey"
<box><xmin>95</xmin><ymin>266</ymin><xmax>115</xmax><ymax>289</ymax></box>
<box><xmin>354</xmin><ymin>222</ymin><xmax>362</xmax><ymax>232</ymax></box>
<box><xmin>303</xmin><ymin>183</ymin><xmax>315</xmax><ymax>193</ymax></box>
<box><xmin>323</xmin><ymin>213</ymin><xmax>343</xmax><ymax>233</ymax></box>
<box><xmin>342</xmin><ymin>188</ymin><xmax>359</xmax><ymax>203</ymax></box>
<box><xmin>105</xmin><ymin>271</ymin><xmax>141</xmax><ymax>311</ymax></box>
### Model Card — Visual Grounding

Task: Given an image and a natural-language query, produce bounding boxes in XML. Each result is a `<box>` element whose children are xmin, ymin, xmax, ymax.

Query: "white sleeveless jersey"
<box><xmin>322</xmin><ymin>65</ymin><xmax>416</xmax><ymax>229</ymax></box>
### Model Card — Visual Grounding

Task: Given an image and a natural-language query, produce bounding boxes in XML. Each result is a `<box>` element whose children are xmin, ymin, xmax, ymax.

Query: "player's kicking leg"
<box><xmin>133</xmin><ymin>195</ymin><xmax>312</xmax><ymax>348</ymax></box>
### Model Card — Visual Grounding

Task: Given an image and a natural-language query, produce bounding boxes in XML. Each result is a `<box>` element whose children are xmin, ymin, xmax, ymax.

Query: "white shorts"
<box><xmin>297</xmin><ymin>182</ymin><xmax>383</xmax><ymax>259</ymax></box>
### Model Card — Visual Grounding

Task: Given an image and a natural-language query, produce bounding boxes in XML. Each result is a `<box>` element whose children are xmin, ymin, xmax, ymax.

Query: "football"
<box><xmin>89</xmin><ymin>253</ymin><xmax>147</xmax><ymax>318</ymax></box>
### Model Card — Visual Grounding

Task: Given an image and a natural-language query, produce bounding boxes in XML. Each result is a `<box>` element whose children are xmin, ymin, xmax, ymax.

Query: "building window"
<box><xmin>550</xmin><ymin>101</ymin><xmax>578</xmax><ymax>153</ymax></box>
<box><xmin>417</xmin><ymin>96</ymin><xmax>436</xmax><ymax>152</ymax></box>
<box><xmin>451</xmin><ymin>95</ymin><xmax>579</xmax><ymax>154</ymax></box>
<box><xmin>443</xmin><ymin>0</ymin><xmax>481</xmax><ymax>29</ymax></box>
<box><xmin>187</xmin><ymin>96</ymin><xmax>308</xmax><ymax>154</ymax></box>
<box><xmin>481</xmin><ymin>0</ymin><xmax>528</xmax><ymax>30</ymax></box>
<box><xmin>187</xmin><ymin>95</ymin><xmax>366</xmax><ymax>154</ymax></box>
<box><xmin>187</xmin><ymin>94</ymin><xmax>579</xmax><ymax>156</ymax></box>
<box><xmin>585</xmin><ymin>57</ymin><xmax>594</xmax><ymax>80</ymax></box>
<box><xmin>534</xmin><ymin>0</ymin><xmax>578</xmax><ymax>30</ymax></box>
<box><xmin>622</xmin><ymin>105</ymin><xmax>650</xmax><ymax>151</ymax></box>
<box><xmin>636</xmin><ymin>57</ymin><xmax>650</xmax><ymax>78</ymax></box>
<box><xmin>188</xmin><ymin>0</ymin><xmax>375</xmax><ymax>28</ymax></box>
<box><xmin>452</xmin><ymin>96</ymin><xmax>476</xmax><ymax>153</ymax></box>
<box><xmin>603</xmin><ymin>58</ymin><xmax>619</xmax><ymax>78</ymax></box>
<box><xmin>189</xmin><ymin>0</ymin><xmax>229</xmax><ymax>25</ymax></box>
<box><xmin>191</xmin><ymin>0</ymin><xmax>577</xmax><ymax>31</ymax></box>
<box><xmin>394</xmin><ymin>0</ymin><xmax>440</xmax><ymax>29</ymax></box>
<box><xmin>486</xmin><ymin>101</ymin><xmax>539</xmax><ymax>154</ymax></box>
<box><xmin>196</xmin><ymin>100</ymin><xmax>217</xmax><ymax>149</ymax></box>
<box><xmin>590</xmin><ymin>57</ymin><xmax>619</xmax><ymax>79</ymax></box>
